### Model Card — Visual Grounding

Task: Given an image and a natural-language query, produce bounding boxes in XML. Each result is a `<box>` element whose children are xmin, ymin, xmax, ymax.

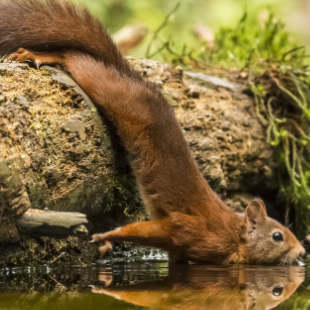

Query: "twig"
<box><xmin>148</xmin><ymin>42</ymin><xmax>170</xmax><ymax>59</ymax></box>
<box><xmin>145</xmin><ymin>2</ymin><xmax>180</xmax><ymax>58</ymax></box>
<box><xmin>50</xmin><ymin>251</ymin><xmax>66</xmax><ymax>264</ymax></box>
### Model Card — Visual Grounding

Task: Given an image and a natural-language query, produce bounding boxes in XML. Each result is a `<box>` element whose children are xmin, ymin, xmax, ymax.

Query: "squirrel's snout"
<box><xmin>302</xmin><ymin>234</ymin><xmax>310</xmax><ymax>254</ymax></box>
<box><xmin>298</xmin><ymin>246</ymin><xmax>306</xmax><ymax>259</ymax></box>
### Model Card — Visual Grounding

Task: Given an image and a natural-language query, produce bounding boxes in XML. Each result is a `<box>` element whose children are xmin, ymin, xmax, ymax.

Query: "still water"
<box><xmin>0</xmin><ymin>260</ymin><xmax>309</xmax><ymax>310</ymax></box>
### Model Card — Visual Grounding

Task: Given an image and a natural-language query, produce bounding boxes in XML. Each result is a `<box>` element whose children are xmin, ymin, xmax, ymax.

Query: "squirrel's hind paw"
<box><xmin>8</xmin><ymin>48</ymin><xmax>65</xmax><ymax>68</ymax></box>
<box><xmin>98</xmin><ymin>241</ymin><xmax>113</xmax><ymax>256</ymax></box>
<box><xmin>9</xmin><ymin>48</ymin><xmax>42</xmax><ymax>68</ymax></box>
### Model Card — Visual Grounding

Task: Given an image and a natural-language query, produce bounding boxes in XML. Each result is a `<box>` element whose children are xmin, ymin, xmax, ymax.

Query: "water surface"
<box><xmin>0</xmin><ymin>261</ymin><xmax>309</xmax><ymax>310</ymax></box>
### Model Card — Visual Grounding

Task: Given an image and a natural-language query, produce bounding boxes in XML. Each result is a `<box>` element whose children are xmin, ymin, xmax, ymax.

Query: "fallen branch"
<box><xmin>17</xmin><ymin>208</ymin><xmax>88</xmax><ymax>238</ymax></box>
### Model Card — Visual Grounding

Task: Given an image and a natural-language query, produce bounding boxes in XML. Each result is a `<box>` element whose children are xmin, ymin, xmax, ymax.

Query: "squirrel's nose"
<box><xmin>302</xmin><ymin>234</ymin><xmax>310</xmax><ymax>254</ymax></box>
<box><xmin>298</xmin><ymin>246</ymin><xmax>306</xmax><ymax>259</ymax></box>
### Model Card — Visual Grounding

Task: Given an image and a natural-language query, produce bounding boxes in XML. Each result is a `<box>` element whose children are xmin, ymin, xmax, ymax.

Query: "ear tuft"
<box><xmin>245</xmin><ymin>199</ymin><xmax>267</xmax><ymax>224</ymax></box>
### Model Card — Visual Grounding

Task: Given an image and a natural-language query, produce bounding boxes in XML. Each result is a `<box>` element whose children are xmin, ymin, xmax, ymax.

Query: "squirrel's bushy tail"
<box><xmin>0</xmin><ymin>0</ymin><xmax>132</xmax><ymax>75</ymax></box>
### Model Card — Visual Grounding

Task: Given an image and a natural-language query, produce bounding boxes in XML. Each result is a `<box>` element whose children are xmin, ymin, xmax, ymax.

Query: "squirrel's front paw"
<box><xmin>90</xmin><ymin>232</ymin><xmax>108</xmax><ymax>243</ymax></box>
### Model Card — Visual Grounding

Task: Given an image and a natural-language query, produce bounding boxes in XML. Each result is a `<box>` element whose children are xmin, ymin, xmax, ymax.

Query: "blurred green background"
<box><xmin>73</xmin><ymin>0</ymin><xmax>310</xmax><ymax>60</ymax></box>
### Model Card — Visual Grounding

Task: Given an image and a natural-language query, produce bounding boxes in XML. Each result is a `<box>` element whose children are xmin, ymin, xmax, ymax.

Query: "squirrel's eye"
<box><xmin>272</xmin><ymin>232</ymin><xmax>283</xmax><ymax>242</ymax></box>
<box><xmin>272</xmin><ymin>286</ymin><xmax>283</xmax><ymax>296</ymax></box>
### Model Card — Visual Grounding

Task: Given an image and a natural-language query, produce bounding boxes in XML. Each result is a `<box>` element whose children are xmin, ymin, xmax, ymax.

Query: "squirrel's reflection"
<box><xmin>92</xmin><ymin>265</ymin><xmax>304</xmax><ymax>310</ymax></box>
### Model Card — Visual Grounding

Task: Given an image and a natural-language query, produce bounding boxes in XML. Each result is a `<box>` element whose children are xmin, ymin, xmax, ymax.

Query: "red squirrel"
<box><xmin>0</xmin><ymin>0</ymin><xmax>305</xmax><ymax>265</ymax></box>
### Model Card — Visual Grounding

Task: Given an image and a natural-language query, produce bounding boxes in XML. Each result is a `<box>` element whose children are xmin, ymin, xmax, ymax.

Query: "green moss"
<box><xmin>207</xmin><ymin>12</ymin><xmax>310</xmax><ymax>236</ymax></box>
<box><xmin>201</xmin><ymin>12</ymin><xmax>307</xmax><ymax>69</ymax></box>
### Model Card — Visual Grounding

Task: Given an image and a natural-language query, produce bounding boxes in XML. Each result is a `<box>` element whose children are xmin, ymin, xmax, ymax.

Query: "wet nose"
<box><xmin>302</xmin><ymin>234</ymin><xmax>310</xmax><ymax>254</ymax></box>
<box><xmin>298</xmin><ymin>246</ymin><xmax>306</xmax><ymax>258</ymax></box>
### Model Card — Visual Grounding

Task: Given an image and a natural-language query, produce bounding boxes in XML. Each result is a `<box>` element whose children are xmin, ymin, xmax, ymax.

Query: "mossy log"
<box><xmin>0</xmin><ymin>59</ymin><xmax>279</xmax><ymax>264</ymax></box>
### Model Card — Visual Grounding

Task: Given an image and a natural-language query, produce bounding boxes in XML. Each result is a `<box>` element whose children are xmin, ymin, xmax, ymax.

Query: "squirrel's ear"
<box><xmin>245</xmin><ymin>199</ymin><xmax>267</xmax><ymax>224</ymax></box>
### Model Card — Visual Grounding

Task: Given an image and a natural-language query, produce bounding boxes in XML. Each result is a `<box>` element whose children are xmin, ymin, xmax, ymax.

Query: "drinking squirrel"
<box><xmin>0</xmin><ymin>0</ymin><xmax>305</xmax><ymax>265</ymax></box>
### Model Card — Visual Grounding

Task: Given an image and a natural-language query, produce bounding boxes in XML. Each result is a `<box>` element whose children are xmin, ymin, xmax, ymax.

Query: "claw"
<box><xmin>90</xmin><ymin>233</ymin><xmax>103</xmax><ymax>243</ymax></box>
<box><xmin>33</xmin><ymin>59</ymin><xmax>42</xmax><ymax>69</ymax></box>
<box><xmin>91</xmin><ymin>232</ymin><xmax>110</xmax><ymax>243</ymax></box>
<box><xmin>8</xmin><ymin>48</ymin><xmax>38</xmax><ymax>66</ymax></box>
